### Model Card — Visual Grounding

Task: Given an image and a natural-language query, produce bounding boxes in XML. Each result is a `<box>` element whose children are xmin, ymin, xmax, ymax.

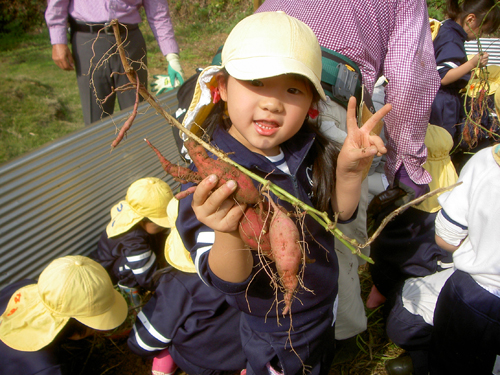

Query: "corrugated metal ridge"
<box><xmin>465</xmin><ymin>38</ymin><xmax>500</xmax><ymax>66</ymax></box>
<box><xmin>0</xmin><ymin>90</ymin><xmax>184</xmax><ymax>288</ymax></box>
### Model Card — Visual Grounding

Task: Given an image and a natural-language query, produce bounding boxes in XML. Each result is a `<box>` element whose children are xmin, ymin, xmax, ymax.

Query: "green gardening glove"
<box><xmin>166</xmin><ymin>53</ymin><xmax>185</xmax><ymax>88</ymax></box>
<box><xmin>150</xmin><ymin>74</ymin><xmax>174</xmax><ymax>95</ymax></box>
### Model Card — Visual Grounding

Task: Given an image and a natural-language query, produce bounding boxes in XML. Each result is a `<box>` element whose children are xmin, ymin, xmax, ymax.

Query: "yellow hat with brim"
<box><xmin>164</xmin><ymin>198</ymin><xmax>196</xmax><ymax>273</ymax></box>
<box><xmin>0</xmin><ymin>256</ymin><xmax>127</xmax><ymax>352</ymax></box>
<box><xmin>414</xmin><ymin>125</ymin><xmax>458</xmax><ymax>213</ymax></box>
<box><xmin>465</xmin><ymin>64</ymin><xmax>500</xmax><ymax>97</ymax></box>
<box><xmin>107</xmin><ymin>177</ymin><xmax>174</xmax><ymax>237</ymax></box>
<box><xmin>429</xmin><ymin>18</ymin><xmax>441</xmax><ymax>41</ymax></box>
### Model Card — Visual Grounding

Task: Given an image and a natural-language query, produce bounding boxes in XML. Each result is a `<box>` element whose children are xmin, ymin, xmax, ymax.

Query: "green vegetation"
<box><xmin>0</xmin><ymin>29</ymin><xmax>82</xmax><ymax>164</ymax></box>
<box><xmin>0</xmin><ymin>0</ymin><xmax>253</xmax><ymax>165</ymax></box>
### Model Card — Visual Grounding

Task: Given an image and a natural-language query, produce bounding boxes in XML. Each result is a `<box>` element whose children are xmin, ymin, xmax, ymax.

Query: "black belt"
<box><xmin>70</xmin><ymin>21</ymin><xmax>139</xmax><ymax>35</ymax></box>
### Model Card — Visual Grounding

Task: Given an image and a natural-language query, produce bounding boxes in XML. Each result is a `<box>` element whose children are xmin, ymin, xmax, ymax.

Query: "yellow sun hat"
<box><xmin>414</xmin><ymin>125</ymin><xmax>458</xmax><ymax>213</ymax></box>
<box><xmin>107</xmin><ymin>177</ymin><xmax>174</xmax><ymax>238</ymax></box>
<box><xmin>0</xmin><ymin>256</ymin><xmax>127</xmax><ymax>352</ymax></box>
<box><xmin>164</xmin><ymin>198</ymin><xmax>196</xmax><ymax>273</ymax></box>
<box><xmin>465</xmin><ymin>65</ymin><xmax>500</xmax><ymax>98</ymax></box>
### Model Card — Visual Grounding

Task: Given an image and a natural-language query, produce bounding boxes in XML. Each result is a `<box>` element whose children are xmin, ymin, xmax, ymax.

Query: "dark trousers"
<box><xmin>71</xmin><ymin>27</ymin><xmax>148</xmax><ymax>125</ymax></box>
<box><xmin>430</xmin><ymin>270</ymin><xmax>500</xmax><ymax>374</ymax></box>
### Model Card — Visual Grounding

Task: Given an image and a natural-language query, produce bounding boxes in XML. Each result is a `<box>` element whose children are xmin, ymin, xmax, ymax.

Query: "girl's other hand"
<box><xmin>191</xmin><ymin>174</ymin><xmax>246</xmax><ymax>233</ymax></box>
<box><xmin>338</xmin><ymin>97</ymin><xmax>391</xmax><ymax>175</ymax></box>
<box><xmin>471</xmin><ymin>52</ymin><xmax>489</xmax><ymax>69</ymax></box>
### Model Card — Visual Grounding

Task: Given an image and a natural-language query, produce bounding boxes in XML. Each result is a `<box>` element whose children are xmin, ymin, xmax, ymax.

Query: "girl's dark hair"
<box><xmin>203</xmin><ymin>70</ymin><xmax>341</xmax><ymax>212</ymax></box>
<box><xmin>447</xmin><ymin>0</ymin><xmax>500</xmax><ymax>34</ymax></box>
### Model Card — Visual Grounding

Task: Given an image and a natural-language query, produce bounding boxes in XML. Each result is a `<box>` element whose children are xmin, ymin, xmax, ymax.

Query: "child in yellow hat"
<box><xmin>0</xmin><ymin>255</ymin><xmax>127</xmax><ymax>375</ymax></box>
<box><xmin>90</xmin><ymin>177</ymin><xmax>174</xmax><ymax>305</ymax></box>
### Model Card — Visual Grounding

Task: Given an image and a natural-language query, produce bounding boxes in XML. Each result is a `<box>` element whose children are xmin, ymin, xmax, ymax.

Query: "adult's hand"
<box><xmin>393</xmin><ymin>165</ymin><xmax>430</xmax><ymax>206</ymax></box>
<box><xmin>166</xmin><ymin>53</ymin><xmax>185</xmax><ymax>87</ymax></box>
<box><xmin>52</xmin><ymin>44</ymin><xmax>74</xmax><ymax>71</ymax></box>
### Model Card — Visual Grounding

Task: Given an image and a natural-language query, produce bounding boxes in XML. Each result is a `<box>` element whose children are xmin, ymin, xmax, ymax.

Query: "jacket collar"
<box><xmin>211</xmin><ymin>125</ymin><xmax>316</xmax><ymax>175</ymax></box>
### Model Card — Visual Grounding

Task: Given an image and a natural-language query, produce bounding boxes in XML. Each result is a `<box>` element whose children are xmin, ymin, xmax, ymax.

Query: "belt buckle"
<box><xmin>104</xmin><ymin>22</ymin><xmax>114</xmax><ymax>35</ymax></box>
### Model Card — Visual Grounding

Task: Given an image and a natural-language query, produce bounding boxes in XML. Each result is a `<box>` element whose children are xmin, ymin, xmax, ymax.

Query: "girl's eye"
<box><xmin>251</xmin><ymin>80</ymin><xmax>263</xmax><ymax>87</ymax></box>
<box><xmin>288</xmin><ymin>88</ymin><xmax>302</xmax><ymax>95</ymax></box>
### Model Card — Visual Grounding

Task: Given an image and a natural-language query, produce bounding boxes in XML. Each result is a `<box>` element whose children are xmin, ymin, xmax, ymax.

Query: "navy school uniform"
<box><xmin>127</xmin><ymin>267</ymin><xmax>246</xmax><ymax>375</ymax></box>
<box><xmin>177</xmin><ymin>126</ymin><xmax>352</xmax><ymax>375</ymax></box>
<box><xmin>429</xmin><ymin>270</ymin><xmax>500</xmax><ymax>375</ymax></box>
<box><xmin>429</xmin><ymin>19</ymin><xmax>470</xmax><ymax>140</ymax></box>
<box><xmin>369</xmin><ymin>207</ymin><xmax>453</xmax><ymax>302</ymax></box>
<box><xmin>0</xmin><ymin>280</ymin><xmax>67</xmax><ymax>375</ymax></box>
<box><xmin>90</xmin><ymin>225</ymin><xmax>167</xmax><ymax>290</ymax></box>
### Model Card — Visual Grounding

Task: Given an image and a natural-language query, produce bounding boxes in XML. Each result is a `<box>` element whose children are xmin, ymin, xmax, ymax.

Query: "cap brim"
<box><xmin>149</xmin><ymin>215</ymin><xmax>175</xmax><ymax>229</ymax></box>
<box><xmin>106</xmin><ymin>201</ymin><xmax>143</xmax><ymax>237</ymax></box>
<box><xmin>75</xmin><ymin>289</ymin><xmax>128</xmax><ymax>331</ymax></box>
<box><xmin>164</xmin><ymin>228</ymin><xmax>196</xmax><ymax>273</ymax></box>
<box><xmin>0</xmin><ymin>285</ymin><xmax>69</xmax><ymax>352</ymax></box>
<box><xmin>225</xmin><ymin>56</ymin><xmax>326</xmax><ymax>101</ymax></box>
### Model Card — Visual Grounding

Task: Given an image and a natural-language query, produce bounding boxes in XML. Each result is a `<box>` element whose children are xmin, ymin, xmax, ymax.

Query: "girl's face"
<box><xmin>218</xmin><ymin>73</ymin><xmax>314</xmax><ymax>157</ymax></box>
<box><xmin>140</xmin><ymin>220</ymin><xmax>166</xmax><ymax>235</ymax></box>
<box><xmin>462</xmin><ymin>13</ymin><xmax>485</xmax><ymax>40</ymax></box>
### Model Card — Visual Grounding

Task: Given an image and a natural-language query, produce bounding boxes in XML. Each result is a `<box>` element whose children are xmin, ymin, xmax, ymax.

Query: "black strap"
<box><xmin>69</xmin><ymin>18</ymin><xmax>139</xmax><ymax>34</ymax></box>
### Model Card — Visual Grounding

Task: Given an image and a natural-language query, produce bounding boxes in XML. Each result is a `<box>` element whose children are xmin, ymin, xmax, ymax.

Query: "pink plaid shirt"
<box><xmin>257</xmin><ymin>0</ymin><xmax>440</xmax><ymax>184</ymax></box>
<box><xmin>45</xmin><ymin>0</ymin><xmax>179</xmax><ymax>56</ymax></box>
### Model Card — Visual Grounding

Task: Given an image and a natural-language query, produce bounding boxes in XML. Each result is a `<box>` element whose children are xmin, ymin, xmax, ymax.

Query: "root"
<box><xmin>110</xmin><ymin>71</ymin><xmax>140</xmax><ymax>149</ymax></box>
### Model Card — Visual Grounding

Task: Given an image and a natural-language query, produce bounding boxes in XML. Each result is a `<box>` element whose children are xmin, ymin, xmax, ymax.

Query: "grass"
<box><xmin>0</xmin><ymin>29</ymin><xmax>83</xmax><ymax>164</ymax></box>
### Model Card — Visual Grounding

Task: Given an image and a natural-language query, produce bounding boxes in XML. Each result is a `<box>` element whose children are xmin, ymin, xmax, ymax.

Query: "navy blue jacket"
<box><xmin>177</xmin><ymin>126</ymin><xmax>346</xmax><ymax>333</ymax></box>
<box><xmin>90</xmin><ymin>225</ymin><xmax>167</xmax><ymax>290</ymax></box>
<box><xmin>127</xmin><ymin>268</ymin><xmax>246</xmax><ymax>374</ymax></box>
<box><xmin>430</xmin><ymin>19</ymin><xmax>469</xmax><ymax>135</ymax></box>
<box><xmin>0</xmin><ymin>280</ymin><xmax>67</xmax><ymax>375</ymax></box>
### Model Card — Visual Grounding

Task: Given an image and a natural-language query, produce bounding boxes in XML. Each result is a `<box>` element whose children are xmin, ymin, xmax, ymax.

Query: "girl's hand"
<box><xmin>471</xmin><ymin>52</ymin><xmax>489</xmax><ymax>69</ymax></box>
<box><xmin>337</xmin><ymin>97</ymin><xmax>391</xmax><ymax>175</ymax></box>
<box><xmin>191</xmin><ymin>174</ymin><xmax>246</xmax><ymax>233</ymax></box>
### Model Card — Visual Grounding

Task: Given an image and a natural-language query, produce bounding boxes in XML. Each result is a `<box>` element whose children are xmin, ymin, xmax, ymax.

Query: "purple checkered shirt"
<box><xmin>45</xmin><ymin>0</ymin><xmax>179</xmax><ymax>56</ymax></box>
<box><xmin>257</xmin><ymin>0</ymin><xmax>440</xmax><ymax>185</ymax></box>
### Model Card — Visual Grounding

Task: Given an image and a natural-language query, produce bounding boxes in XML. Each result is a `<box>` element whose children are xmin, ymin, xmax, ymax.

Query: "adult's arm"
<box><xmin>45</xmin><ymin>0</ymin><xmax>74</xmax><ymax>70</ymax></box>
<box><xmin>382</xmin><ymin>0</ymin><xmax>440</xmax><ymax>185</ymax></box>
<box><xmin>142</xmin><ymin>0</ymin><xmax>180</xmax><ymax>56</ymax></box>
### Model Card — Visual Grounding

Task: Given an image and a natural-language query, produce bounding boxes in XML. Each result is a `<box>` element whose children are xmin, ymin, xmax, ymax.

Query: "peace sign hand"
<box><xmin>337</xmin><ymin>96</ymin><xmax>391</xmax><ymax>177</ymax></box>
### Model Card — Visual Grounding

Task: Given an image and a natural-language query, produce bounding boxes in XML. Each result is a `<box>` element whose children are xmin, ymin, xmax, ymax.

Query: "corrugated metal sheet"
<box><xmin>465</xmin><ymin>38</ymin><xmax>500</xmax><ymax>66</ymax></box>
<box><xmin>0</xmin><ymin>90</ymin><xmax>183</xmax><ymax>289</ymax></box>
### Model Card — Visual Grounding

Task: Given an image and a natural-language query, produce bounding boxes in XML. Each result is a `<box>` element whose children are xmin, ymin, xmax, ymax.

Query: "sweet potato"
<box><xmin>184</xmin><ymin>138</ymin><xmax>260</xmax><ymax>205</ymax></box>
<box><xmin>267</xmin><ymin>197</ymin><xmax>302</xmax><ymax>316</ymax></box>
<box><xmin>239</xmin><ymin>201</ymin><xmax>273</xmax><ymax>257</ymax></box>
<box><xmin>145</xmin><ymin>139</ymin><xmax>201</xmax><ymax>185</ymax></box>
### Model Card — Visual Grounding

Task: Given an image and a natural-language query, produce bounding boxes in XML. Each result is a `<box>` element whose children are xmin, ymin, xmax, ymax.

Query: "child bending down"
<box><xmin>90</xmin><ymin>177</ymin><xmax>174</xmax><ymax>301</ymax></box>
<box><xmin>176</xmin><ymin>11</ymin><xmax>390</xmax><ymax>375</ymax></box>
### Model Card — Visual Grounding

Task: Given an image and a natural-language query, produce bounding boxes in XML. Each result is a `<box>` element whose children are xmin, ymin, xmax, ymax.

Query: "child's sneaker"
<box><xmin>152</xmin><ymin>348</ymin><xmax>178</xmax><ymax>375</ymax></box>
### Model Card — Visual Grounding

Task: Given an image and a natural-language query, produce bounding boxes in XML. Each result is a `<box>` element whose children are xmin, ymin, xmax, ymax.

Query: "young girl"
<box><xmin>176</xmin><ymin>11</ymin><xmax>390</xmax><ymax>375</ymax></box>
<box><xmin>429</xmin><ymin>0</ymin><xmax>500</xmax><ymax>141</ymax></box>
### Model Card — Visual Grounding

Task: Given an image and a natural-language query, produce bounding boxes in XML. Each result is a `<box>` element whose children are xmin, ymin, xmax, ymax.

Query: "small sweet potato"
<box><xmin>267</xmin><ymin>198</ymin><xmax>302</xmax><ymax>316</ymax></box>
<box><xmin>145</xmin><ymin>139</ymin><xmax>201</xmax><ymax>185</ymax></box>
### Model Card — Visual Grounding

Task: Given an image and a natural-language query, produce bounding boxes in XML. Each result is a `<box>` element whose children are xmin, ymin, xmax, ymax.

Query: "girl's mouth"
<box><xmin>254</xmin><ymin>120</ymin><xmax>279</xmax><ymax>136</ymax></box>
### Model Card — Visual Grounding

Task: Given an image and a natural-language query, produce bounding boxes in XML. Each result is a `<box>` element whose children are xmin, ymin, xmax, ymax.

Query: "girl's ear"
<box><xmin>216</xmin><ymin>72</ymin><xmax>228</xmax><ymax>102</ymax></box>
<box><xmin>463</xmin><ymin>13</ymin><xmax>476</xmax><ymax>28</ymax></box>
